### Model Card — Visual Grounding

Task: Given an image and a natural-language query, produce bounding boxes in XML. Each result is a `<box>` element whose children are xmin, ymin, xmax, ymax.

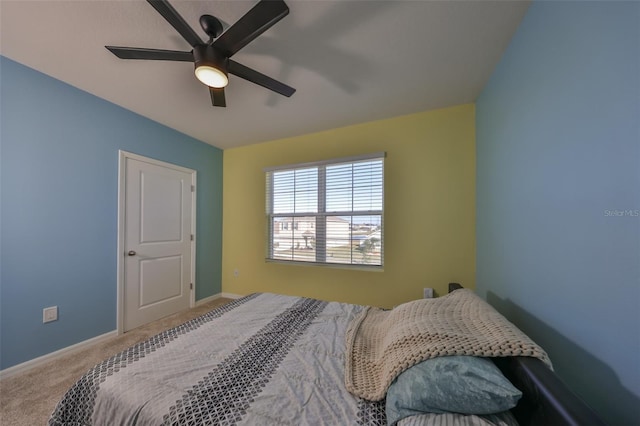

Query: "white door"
<box><xmin>119</xmin><ymin>152</ymin><xmax>195</xmax><ymax>332</ymax></box>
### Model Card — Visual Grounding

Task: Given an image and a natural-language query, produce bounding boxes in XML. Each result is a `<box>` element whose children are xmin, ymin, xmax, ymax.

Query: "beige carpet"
<box><xmin>0</xmin><ymin>297</ymin><xmax>233</xmax><ymax>426</ymax></box>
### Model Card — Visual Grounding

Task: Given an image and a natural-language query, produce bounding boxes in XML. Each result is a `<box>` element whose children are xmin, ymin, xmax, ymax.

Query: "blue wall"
<box><xmin>476</xmin><ymin>1</ymin><xmax>639</xmax><ymax>424</ymax></box>
<box><xmin>0</xmin><ymin>57</ymin><xmax>223</xmax><ymax>370</ymax></box>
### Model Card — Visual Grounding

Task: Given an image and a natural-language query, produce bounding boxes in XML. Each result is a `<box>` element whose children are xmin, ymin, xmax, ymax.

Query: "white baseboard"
<box><xmin>194</xmin><ymin>293</ymin><xmax>222</xmax><ymax>306</ymax></box>
<box><xmin>195</xmin><ymin>292</ymin><xmax>244</xmax><ymax>306</ymax></box>
<box><xmin>0</xmin><ymin>330</ymin><xmax>118</xmax><ymax>381</ymax></box>
<box><xmin>2</xmin><ymin>294</ymin><xmax>246</xmax><ymax>380</ymax></box>
<box><xmin>220</xmin><ymin>292</ymin><xmax>244</xmax><ymax>299</ymax></box>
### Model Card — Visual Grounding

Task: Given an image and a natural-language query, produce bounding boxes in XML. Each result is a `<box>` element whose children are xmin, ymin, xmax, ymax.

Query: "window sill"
<box><xmin>265</xmin><ymin>258</ymin><xmax>384</xmax><ymax>272</ymax></box>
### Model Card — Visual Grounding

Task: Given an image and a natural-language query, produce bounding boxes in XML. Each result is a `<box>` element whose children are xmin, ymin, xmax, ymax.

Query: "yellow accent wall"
<box><xmin>222</xmin><ymin>104</ymin><xmax>475</xmax><ymax>308</ymax></box>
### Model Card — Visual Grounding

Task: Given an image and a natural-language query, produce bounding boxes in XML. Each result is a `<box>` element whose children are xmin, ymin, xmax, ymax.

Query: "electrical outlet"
<box><xmin>423</xmin><ymin>288</ymin><xmax>434</xmax><ymax>299</ymax></box>
<box><xmin>43</xmin><ymin>306</ymin><xmax>58</xmax><ymax>323</ymax></box>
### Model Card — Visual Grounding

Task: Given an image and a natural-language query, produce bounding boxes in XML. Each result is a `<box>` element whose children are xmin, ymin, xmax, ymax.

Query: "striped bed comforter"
<box><xmin>48</xmin><ymin>293</ymin><xmax>516</xmax><ymax>426</ymax></box>
<box><xmin>49</xmin><ymin>293</ymin><xmax>386</xmax><ymax>425</ymax></box>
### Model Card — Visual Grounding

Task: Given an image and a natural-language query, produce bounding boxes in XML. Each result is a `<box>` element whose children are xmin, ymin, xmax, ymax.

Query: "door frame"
<box><xmin>116</xmin><ymin>150</ymin><xmax>197</xmax><ymax>334</ymax></box>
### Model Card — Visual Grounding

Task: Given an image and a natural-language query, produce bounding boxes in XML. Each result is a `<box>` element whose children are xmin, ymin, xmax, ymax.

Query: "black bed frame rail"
<box><xmin>447</xmin><ymin>283</ymin><xmax>606</xmax><ymax>426</ymax></box>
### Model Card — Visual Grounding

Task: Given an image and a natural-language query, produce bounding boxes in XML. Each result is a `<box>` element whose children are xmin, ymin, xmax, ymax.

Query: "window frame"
<box><xmin>265</xmin><ymin>152</ymin><xmax>385</xmax><ymax>270</ymax></box>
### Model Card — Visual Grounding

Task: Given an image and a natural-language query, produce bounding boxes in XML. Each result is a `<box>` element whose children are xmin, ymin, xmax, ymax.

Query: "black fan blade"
<box><xmin>214</xmin><ymin>0</ymin><xmax>289</xmax><ymax>57</ymax></box>
<box><xmin>229</xmin><ymin>60</ymin><xmax>295</xmax><ymax>97</ymax></box>
<box><xmin>106</xmin><ymin>46</ymin><xmax>194</xmax><ymax>62</ymax></box>
<box><xmin>210</xmin><ymin>87</ymin><xmax>226</xmax><ymax>107</ymax></box>
<box><xmin>147</xmin><ymin>0</ymin><xmax>203</xmax><ymax>47</ymax></box>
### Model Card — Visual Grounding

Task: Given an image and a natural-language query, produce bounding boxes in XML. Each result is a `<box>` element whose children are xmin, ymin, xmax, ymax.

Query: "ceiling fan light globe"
<box><xmin>195</xmin><ymin>65</ymin><xmax>228</xmax><ymax>88</ymax></box>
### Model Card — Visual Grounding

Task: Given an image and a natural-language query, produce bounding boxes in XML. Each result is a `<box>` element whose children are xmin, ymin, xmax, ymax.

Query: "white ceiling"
<box><xmin>0</xmin><ymin>0</ymin><xmax>530</xmax><ymax>150</ymax></box>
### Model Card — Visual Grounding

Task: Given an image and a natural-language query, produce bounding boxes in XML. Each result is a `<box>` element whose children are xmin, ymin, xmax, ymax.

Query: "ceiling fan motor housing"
<box><xmin>193</xmin><ymin>45</ymin><xmax>229</xmax><ymax>75</ymax></box>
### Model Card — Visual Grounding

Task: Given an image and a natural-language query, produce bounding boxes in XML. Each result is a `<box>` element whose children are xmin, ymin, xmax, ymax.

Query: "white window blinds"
<box><xmin>265</xmin><ymin>153</ymin><xmax>384</xmax><ymax>268</ymax></box>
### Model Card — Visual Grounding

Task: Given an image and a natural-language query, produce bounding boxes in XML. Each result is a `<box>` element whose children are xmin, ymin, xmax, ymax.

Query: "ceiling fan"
<box><xmin>106</xmin><ymin>0</ymin><xmax>295</xmax><ymax>107</ymax></box>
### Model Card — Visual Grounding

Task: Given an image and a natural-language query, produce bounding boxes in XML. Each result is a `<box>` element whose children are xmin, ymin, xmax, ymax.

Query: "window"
<box><xmin>265</xmin><ymin>153</ymin><xmax>384</xmax><ymax>268</ymax></box>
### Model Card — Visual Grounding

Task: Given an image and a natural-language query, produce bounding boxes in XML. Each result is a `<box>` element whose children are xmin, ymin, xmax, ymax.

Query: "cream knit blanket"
<box><xmin>344</xmin><ymin>289</ymin><xmax>551</xmax><ymax>401</ymax></box>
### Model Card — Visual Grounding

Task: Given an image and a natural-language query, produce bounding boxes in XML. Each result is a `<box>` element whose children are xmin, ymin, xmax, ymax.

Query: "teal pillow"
<box><xmin>385</xmin><ymin>356</ymin><xmax>522</xmax><ymax>425</ymax></box>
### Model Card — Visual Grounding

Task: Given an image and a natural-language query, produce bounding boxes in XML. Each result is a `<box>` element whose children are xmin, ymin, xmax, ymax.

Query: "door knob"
<box><xmin>128</xmin><ymin>250</ymin><xmax>136</xmax><ymax>256</ymax></box>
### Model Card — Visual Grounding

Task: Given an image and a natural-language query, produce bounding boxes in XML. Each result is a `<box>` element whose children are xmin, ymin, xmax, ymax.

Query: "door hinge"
<box><xmin>190</xmin><ymin>283</ymin><xmax>193</xmax><ymax>290</ymax></box>
<box><xmin>191</xmin><ymin>234</ymin><xmax>194</xmax><ymax>241</ymax></box>
<box><xmin>191</xmin><ymin>185</ymin><xmax>195</xmax><ymax>192</ymax></box>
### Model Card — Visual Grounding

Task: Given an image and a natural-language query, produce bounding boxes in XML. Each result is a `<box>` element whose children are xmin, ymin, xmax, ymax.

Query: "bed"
<box><xmin>49</xmin><ymin>284</ymin><xmax>605</xmax><ymax>425</ymax></box>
